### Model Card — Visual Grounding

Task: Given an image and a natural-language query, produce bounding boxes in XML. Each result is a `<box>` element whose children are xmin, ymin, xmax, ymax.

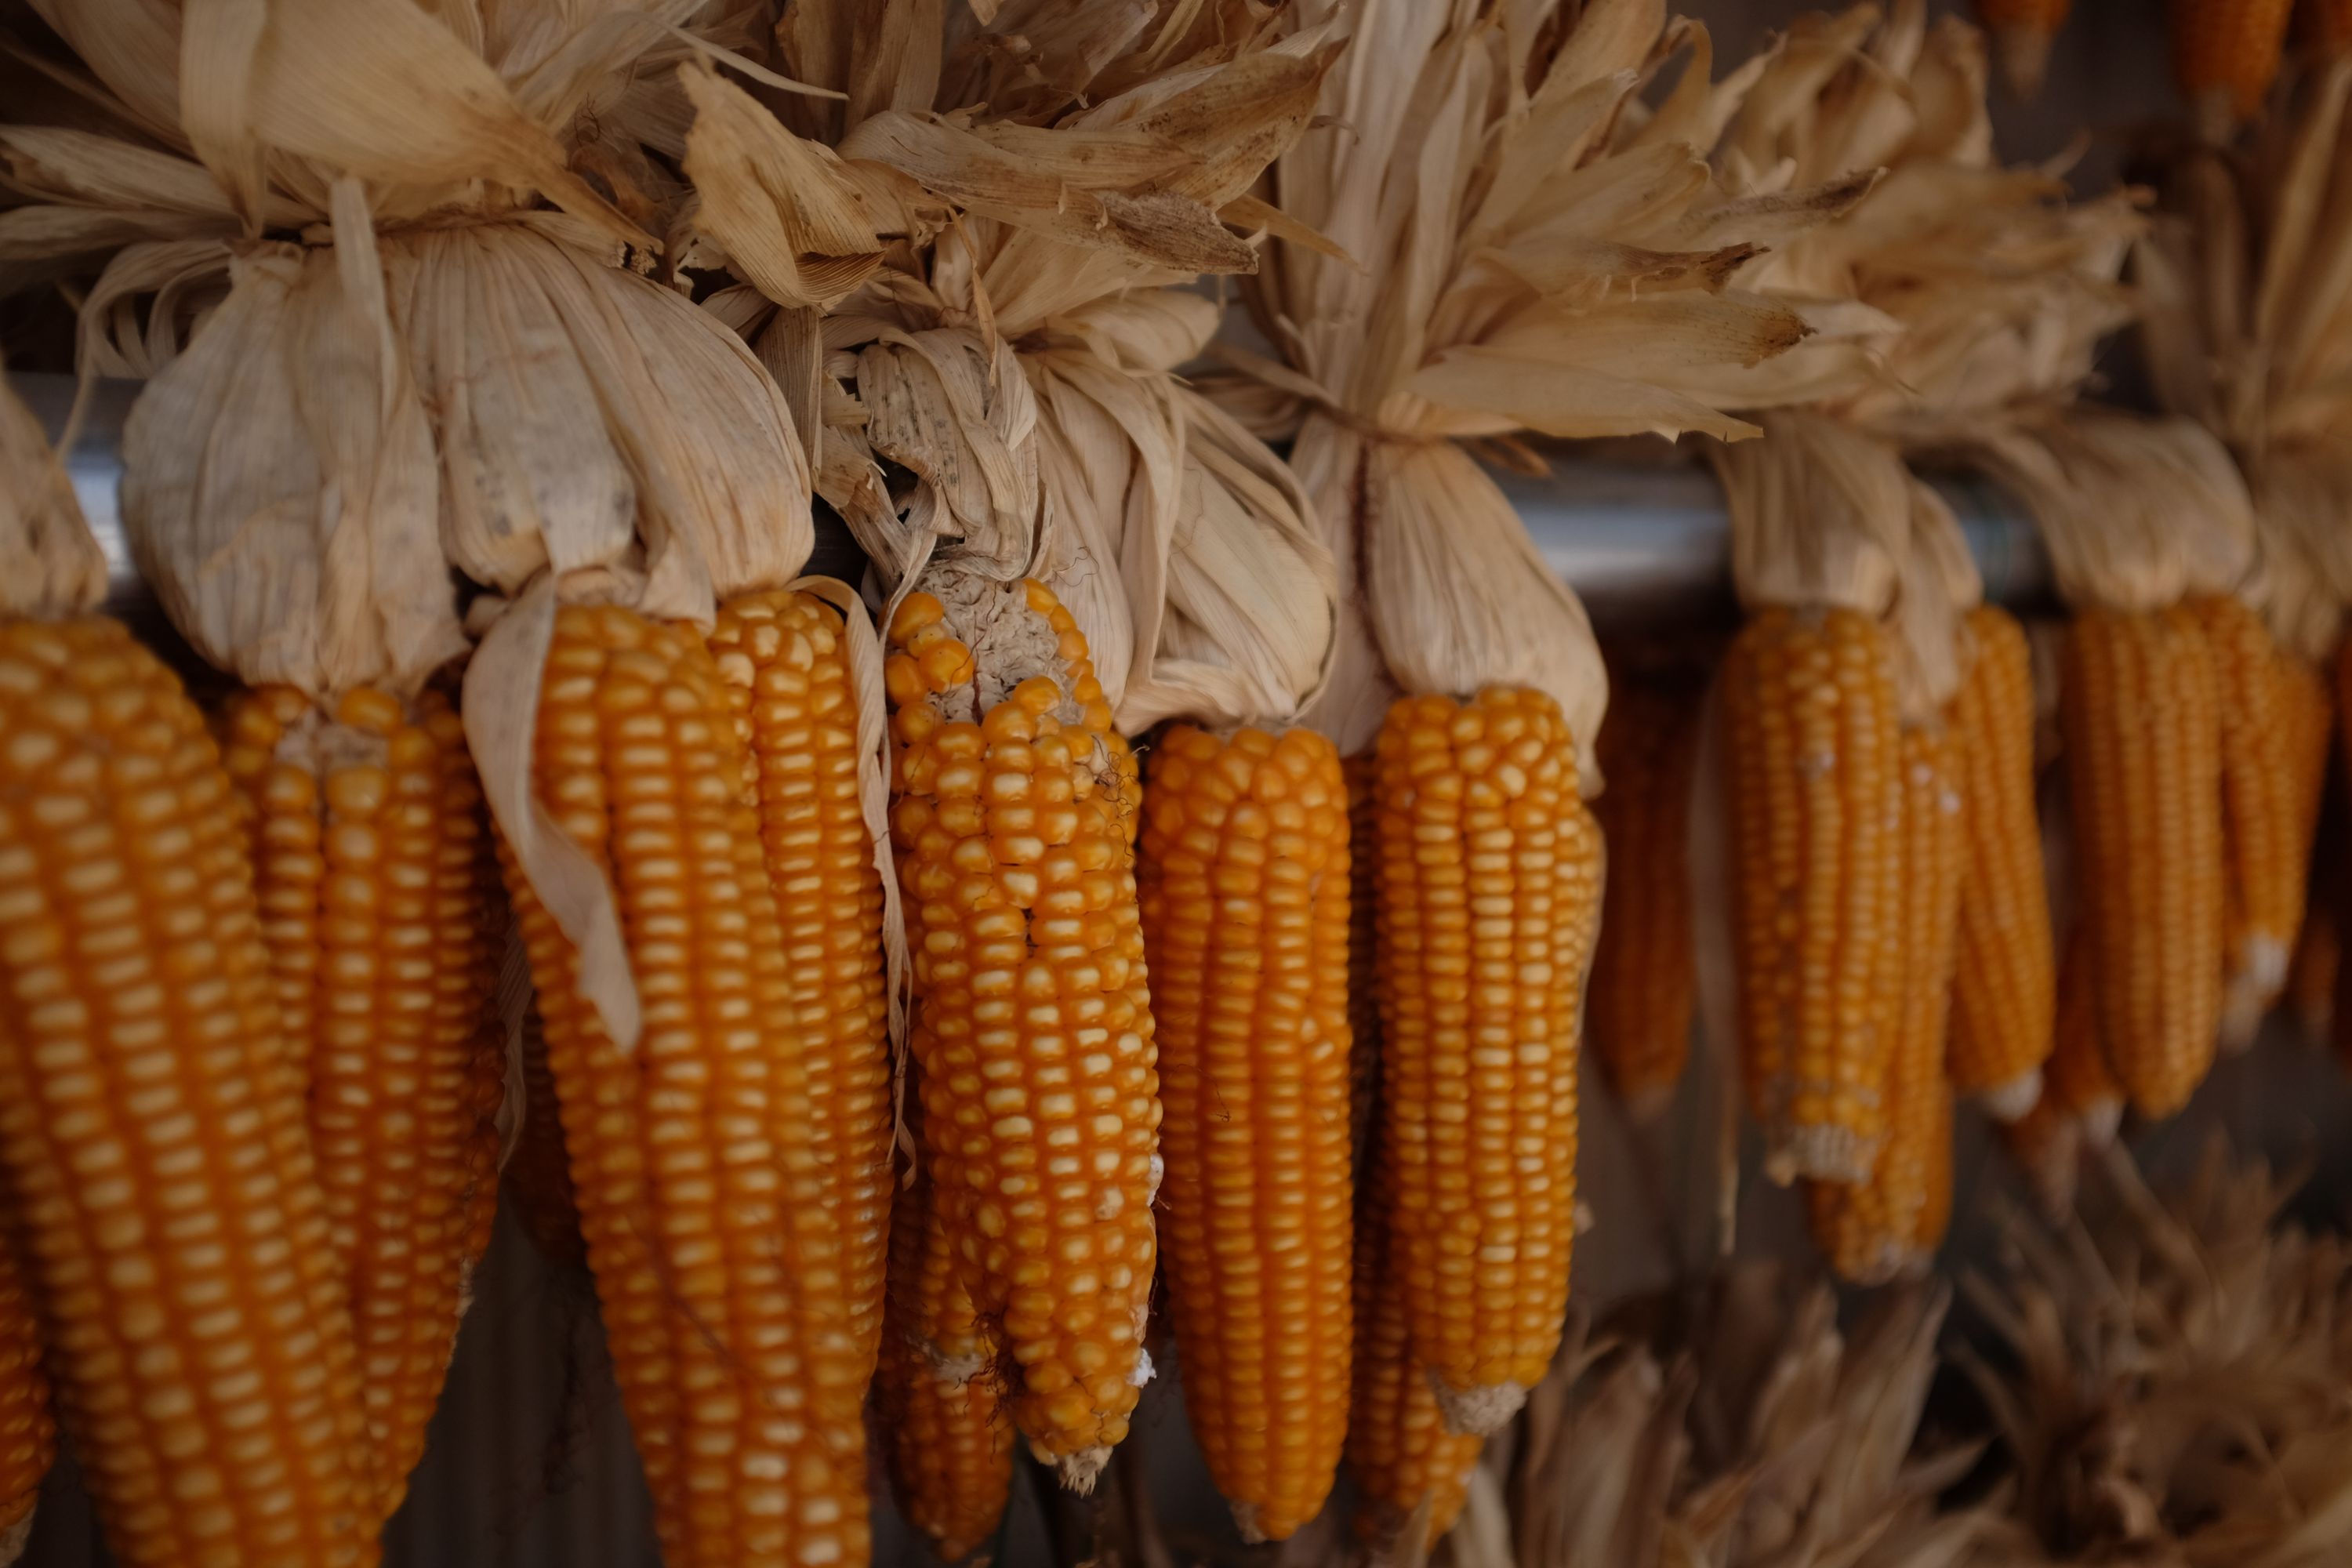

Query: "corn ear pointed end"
<box><xmin>1622</xmin><ymin>1082</ymin><xmax>1679</xmax><ymax>1125</ymax></box>
<box><xmin>1768</xmin><ymin>1126</ymin><xmax>1878</xmax><ymax>1187</ymax></box>
<box><xmin>1431</xmin><ymin>1376</ymin><xmax>1527</xmax><ymax>1438</ymax></box>
<box><xmin>1992</xmin><ymin>24</ymin><xmax>2054</xmax><ymax>100</ymax></box>
<box><xmin>1054</xmin><ymin>1446</ymin><xmax>1111</xmax><ymax>1496</ymax></box>
<box><xmin>1230</xmin><ymin>1501</ymin><xmax>1269</xmax><ymax>1546</ymax></box>
<box><xmin>2079</xmin><ymin>1097</ymin><xmax>2125</xmax><ymax>1149</ymax></box>
<box><xmin>1976</xmin><ymin>1071</ymin><xmax>2044</xmax><ymax>1125</ymax></box>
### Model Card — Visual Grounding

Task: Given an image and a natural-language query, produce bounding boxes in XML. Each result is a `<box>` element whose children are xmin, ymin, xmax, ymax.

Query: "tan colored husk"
<box><xmin>1712</xmin><ymin>411</ymin><xmax>1909</xmax><ymax>618</ymax></box>
<box><xmin>1226</xmin><ymin>0</ymin><xmax>1882</xmax><ymax>780</ymax></box>
<box><xmin>0</xmin><ymin>364</ymin><xmax>106</xmax><ymax>621</ymax></box>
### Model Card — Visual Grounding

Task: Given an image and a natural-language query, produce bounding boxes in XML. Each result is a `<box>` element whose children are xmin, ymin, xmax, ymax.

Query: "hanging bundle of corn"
<box><xmin>0</xmin><ymin>370</ymin><xmax>373</xmax><ymax>1565</ymax></box>
<box><xmin>3</xmin><ymin>4</ymin><xmax>895</xmax><ymax>1560</ymax></box>
<box><xmin>1218</xmin><ymin>0</ymin><xmax>1874</xmax><ymax>1447</ymax></box>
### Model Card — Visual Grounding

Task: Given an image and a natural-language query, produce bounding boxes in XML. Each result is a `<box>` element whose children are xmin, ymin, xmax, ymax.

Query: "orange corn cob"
<box><xmin>885</xmin><ymin>575</ymin><xmax>1159</xmax><ymax>1490</ymax></box>
<box><xmin>877</xmin><ymin>1134</ymin><xmax>1014</xmax><ymax>1564</ymax></box>
<box><xmin>1976</xmin><ymin>0</ymin><xmax>2073</xmax><ymax>96</ymax></box>
<box><xmin>1345</xmin><ymin>1159</ymin><xmax>1479</xmax><ymax>1551</ymax></box>
<box><xmin>1345</xmin><ymin>753</ymin><xmax>1379</xmax><ymax>1166</ymax></box>
<box><xmin>503</xmin><ymin>602</ymin><xmax>867</xmax><ymax>1567</ymax></box>
<box><xmin>1806</xmin><ymin>724</ymin><xmax>1965</xmax><ymax>1287</ymax></box>
<box><xmin>1142</xmin><ymin>724</ymin><xmax>1353</xmax><ymax>1541</ymax></box>
<box><xmin>1722</xmin><ymin>607</ymin><xmax>1904</xmax><ymax>1183</ymax></box>
<box><xmin>1947</xmin><ymin>606</ymin><xmax>2055</xmax><ymax>1120</ymax></box>
<box><xmin>0</xmin><ymin>615</ymin><xmax>376</xmax><ymax>1567</ymax></box>
<box><xmin>2183</xmin><ymin>597</ymin><xmax>2322</xmax><ymax>1049</ymax></box>
<box><xmin>2307</xmin><ymin>0</ymin><xmax>2352</xmax><ymax>56</ymax></box>
<box><xmin>2061</xmin><ymin>606</ymin><xmax>2224</xmax><ymax>1119</ymax></box>
<box><xmin>708</xmin><ymin>589</ymin><xmax>893</xmax><ymax>1370</ymax></box>
<box><xmin>2291</xmin><ymin>899</ymin><xmax>2340</xmax><ymax>1045</ymax></box>
<box><xmin>1588</xmin><ymin>677</ymin><xmax>1700</xmax><ymax>1120</ymax></box>
<box><xmin>0</xmin><ymin>1232</ymin><xmax>53</xmax><ymax>1564</ymax></box>
<box><xmin>1999</xmin><ymin>927</ymin><xmax>2114</xmax><ymax>1218</ymax></box>
<box><xmin>220</xmin><ymin>684</ymin><xmax>506</xmax><ymax>1521</ymax></box>
<box><xmin>2172</xmin><ymin>0</ymin><xmax>2296</xmax><ymax>127</ymax></box>
<box><xmin>1372</xmin><ymin>687</ymin><xmax>1599</xmax><ymax>1435</ymax></box>
<box><xmin>504</xmin><ymin>1004</ymin><xmax>584</xmax><ymax>1266</ymax></box>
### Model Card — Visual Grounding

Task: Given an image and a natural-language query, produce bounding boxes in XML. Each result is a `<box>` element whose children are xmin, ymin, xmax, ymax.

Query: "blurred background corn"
<box><xmin>1721</xmin><ymin>607</ymin><xmax>1904</xmax><ymax>1183</ymax></box>
<box><xmin>1345</xmin><ymin>753</ymin><xmax>1380</xmax><ymax>1165</ymax></box>
<box><xmin>2306</xmin><ymin>0</ymin><xmax>2352</xmax><ymax>56</ymax></box>
<box><xmin>500</xmin><ymin>601</ymin><xmax>868</xmax><ymax>1568</ymax></box>
<box><xmin>876</xmin><ymin>1131</ymin><xmax>1014</xmax><ymax>1566</ymax></box>
<box><xmin>1976</xmin><ymin>0</ymin><xmax>2073</xmax><ymax>96</ymax></box>
<box><xmin>1371</xmin><ymin>686</ymin><xmax>1598</xmax><ymax>1436</ymax></box>
<box><xmin>0</xmin><ymin>614</ymin><xmax>376</xmax><ymax>1568</ymax></box>
<box><xmin>884</xmin><ymin>576</ymin><xmax>1159</xmax><ymax>1490</ymax></box>
<box><xmin>0</xmin><ymin>1233</ymin><xmax>53</xmax><ymax>1566</ymax></box>
<box><xmin>1806</xmin><ymin>723</ymin><xmax>1965</xmax><ymax>1286</ymax></box>
<box><xmin>1947</xmin><ymin>605</ymin><xmax>2056</xmax><ymax>1120</ymax></box>
<box><xmin>2062</xmin><ymin>606</ymin><xmax>2224</xmax><ymax>1119</ymax></box>
<box><xmin>1141</xmin><ymin>724</ymin><xmax>1352</xmax><ymax>1541</ymax></box>
<box><xmin>219</xmin><ymin>683</ymin><xmax>507</xmax><ymax>1523</ymax></box>
<box><xmin>708</xmin><ymin>588</ymin><xmax>893</xmax><ymax>1370</ymax></box>
<box><xmin>2172</xmin><ymin>0</ymin><xmax>2296</xmax><ymax>129</ymax></box>
<box><xmin>1588</xmin><ymin>676</ymin><xmax>1700</xmax><ymax>1121</ymax></box>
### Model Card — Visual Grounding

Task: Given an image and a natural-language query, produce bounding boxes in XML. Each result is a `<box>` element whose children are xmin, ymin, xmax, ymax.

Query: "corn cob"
<box><xmin>877</xmin><ymin>1132</ymin><xmax>1014</xmax><ymax>1564</ymax></box>
<box><xmin>2291</xmin><ymin>899</ymin><xmax>2340</xmax><ymax>1045</ymax></box>
<box><xmin>2183</xmin><ymin>597</ymin><xmax>2321</xmax><ymax>1049</ymax></box>
<box><xmin>1345</xmin><ymin>1159</ymin><xmax>1479</xmax><ymax>1551</ymax></box>
<box><xmin>1722</xmin><ymin>606</ymin><xmax>1904</xmax><ymax>1183</ymax></box>
<box><xmin>505</xmin><ymin>1004</ymin><xmax>584</xmax><ymax>1266</ymax></box>
<box><xmin>1345</xmin><ymin>753</ymin><xmax>1380</xmax><ymax>1166</ymax></box>
<box><xmin>0</xmin><ymin>614</ymin><xmax>376</xmax><ymax>1567</ymax></box>
<box><xmin>1806</xmin><ymin>723</ymin><xmax>1965</xmax><ymax>1287</ymax></box>
<box><xmin>2061</xmin><ymin>606</ymin><xmax>2224</xmax><ymax>1119</ymax></box>
<box><xmin>502</xmin><ymin>601</ymin><xmax>867</xmax><ymax>1566</ymax></box>
<box><xmin>1372</xmin><ymin>686</ymin><xmax>1599</xmax><ymax>1435</ymax></box>
<box><xmin>0</xmin><ymin>1231</ymin><xmax>53</xmax><ymax>1565</ymax></box>
<box><xmin>708</xmin><ymin>589</ymin><xmax>893</xmax><ymax>1370</ymax></box>
<box><xmin>219</xmin><ymin>683</ymin><xmax>506</xmax><ymax>1521</ymax></box>
<box><xmin>1588</xmin><ymin>677</ymin><xmax>1700</xmax><ymax>1120</ymax></box>
<box><xmin>2307</xmin><ymin>0</ymin><xmax>2352</xmax><ymax>56</ymax></box>
<box><xmin>1976</xmin><ymin>0</ymin><xmax>2073</xmax><ymax>96</ymax></box>
<box><xmin>2044</xmin><ymin>927</ymin><xmax>2124</xmax><ymax>1144</ymax></box>
<box><xmin>1947</xmin><ymin>605</ymin><xmax>2056</xmax><ymax>1120</ymax></box>
<box><xmin>1141</xmin><ymin>724</ymin><xmax>1352</xmax><ymax>1541</ymax></box>
<box><xmin>2172</xmin><ymin>0</ymin><xmax>2295</xmax><ymax>127</ymax></box>
<box><xmin>884</xmin><ymin>573</ymin><xmax>1159</xmax><ymax>1490</ymax></box>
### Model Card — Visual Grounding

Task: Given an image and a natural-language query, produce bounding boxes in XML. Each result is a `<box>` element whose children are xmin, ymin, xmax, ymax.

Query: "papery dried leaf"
<box><xmin>1713</xmin><ymin>410</ymin><xmax>1909</xmax><ymax>615</ymax></box>
<box><xmin>0</xmin><ymin>366</ymin><xmax>107</xmax><ymax>620</ymax></box>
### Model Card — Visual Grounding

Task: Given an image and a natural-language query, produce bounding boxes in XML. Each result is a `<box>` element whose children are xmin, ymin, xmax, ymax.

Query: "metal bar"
<box><xmin>18</xmin><ymin>372</ymin><xmax>2053</xmax><ymax>625</ymax></box>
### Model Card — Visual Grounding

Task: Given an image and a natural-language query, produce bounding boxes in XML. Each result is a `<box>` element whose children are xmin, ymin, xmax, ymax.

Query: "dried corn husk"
<box><xmin>0</xmin><ymin>365</ymin><xmax>104</xmax><ymax>621</ymax></box>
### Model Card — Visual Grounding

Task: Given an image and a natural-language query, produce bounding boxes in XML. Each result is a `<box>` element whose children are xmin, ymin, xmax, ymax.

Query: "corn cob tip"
<box><xmin>1622</xmin><ymin>1082</ymin><xmax>1678</xmax><ymax>1125</ymax></box>
<box><xmin>1977</xmin><ymin>1071</ymin><xmax>2043</xmax><ymax>1125</ymax></box>
<box><xmin>1431</xmin><ymin>1376</ymin><xmax>1528</xmax><ymax>1438</ymax></box>
<box><xmin>1232</xmin><ymin>1502</ymin><xmax>1269</xmax><ymax>1547</ymax></box>
<box><xmin>1991</xmin><ymin>22</ymin><xmax>2055</xmax><ymax>98</ymax></box>
<box><xmin>1765</xmin><ymin>1127</ymin><xmax>1880</xmax><ymax>1189</ymax></box>
<box><xmin>1055</xmin><ymin>1447</ymin><xmax>1112</xmax><ymax>1496</ymax></box>
<box><xmin>2219</xmin><ymin>937</ymin><xmax>2290</xmax><ymax>1056</ymax></box>
<box><xmin>2078</xmin><ymin>1097</ymin><xmax>2124</xmax><ymax>1149</ymax></box>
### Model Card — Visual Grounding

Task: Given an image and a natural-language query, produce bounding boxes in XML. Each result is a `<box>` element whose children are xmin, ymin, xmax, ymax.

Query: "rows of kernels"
<box><xmin>710</xmin><ymin>590</ymin><xmax>893</xmax><ymax>1370</ymax></box>
<box><xmin>1722</xmin><ymin>608</ymin><xmax>1901</xmax><ymax>1181</ymax></box>
<box><xmin>426</xmin><ymin>695</ymin><xmax>508</xmax><ymax>1281</ymax></box>
<box><xmin>0</xmin><ymin>615</ymin><xmax>375</xmax><ymax>1566</ymax></box>
<box><xmin>1141</xmin><ymin>725</ymin><xmax>1353</xmax><ymax>1540</ymax></box>
<box><xmin>1946</xmin><ymin>606</ymin><xmax>2056</xmax><ymax>1115</ymax></box>
<box><xmin>1372</xmin><ymin>686</ymin><xmax>1595</xmax><ymax>1424</ymax></box>
<box><xmin>2042</xmin><ymin>929</ymin><xmax>2122</xmax><ymax>1132</ymax></box>
<box><xmin>2061</xmin><ymin>608</ymin><xmax>2224</xmax><ymax>1118</ymax></box>
<box><xmin>0</xmin><ymin>1231</ymin><xmax>53</xmax><ymax>1548</ymax></box>
<box><xmin>885</xmin><ymin>580</ymin><xmax>1160</xmax><ymax>1470</ymax></box>
<box><xmin>504</xmin><ymin>603</ymin><xmax>866</xmax><ymax>1567</ymax></box>
<box><xmin>220</xmin><ymin>685</ymin><xmax>321</xmax><ymax>1100</ymax></box>
<box><xmin>876</xmin><ymin>1149</ymin><xmax>1013</xmax><ymax>1563</ymax></box>
<box><xmin>1345</xmin><ymin>756</ymin><xmax>1381</xmax><ymax>1162</ymax></box>
<box><xmin>2171</xmin><ymin>0</ymin><xmax>2294</xmax><ymax>121</ymax></box>
<box><xmin>1807</xmin><ymin>723</ymin><xmax>1965</xmax><ymax>1287</ymax></box>
<box><xmin>1588</xmin><ymin>678</ymin><xmax>1700</xmax><ymax>1117</ymax></box>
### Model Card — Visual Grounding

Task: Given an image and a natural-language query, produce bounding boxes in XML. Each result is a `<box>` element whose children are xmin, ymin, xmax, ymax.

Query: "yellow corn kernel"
<box><xmin>502</xmin><ymin>603</ymin><xmax>868</xmax><ymax>1567</ymax></box>
<box><xmin>1372</xmin><ymin>686</ymin><xmax>1598</xmax><ymax>1435</ymax></box>
<box><xmin>1588</xmin><ymin>675</ymin><xmax>1700</xmax><ymax>1120</ymax></box>
<box><xmin>0</xmin><ymin>1232</ymin><xmax>53</xmax><ymax>1563</ymax></box>
<box><xmin>0</xmin><ymin>615</ymin><xmax>376</xmax><ymax>1567</ymax></box>
<box><xmin>1345</xmin><ymin>753</ymin><xmax>1380</xmax><ymax>1165</ymax></box>
<box><xmin>1946</xmin><ymin>605</ymin><xmax>2056</xmax><ymax>1120</ymax></box>
<box><xmin>877</xmin><ymin>1132</ymin><xmax>1013</xmax><ymax>1563</ymax></box>
<box><xmin>1142</xmin><ymin>725</ymin><xmax>1352</xmax><ymax>1541</ymax></box>
<box><xmin>708</xmin><ymin>590</ymin><xmax>893</xmax><ymax>1371</ymax></box>
<box><xmin>220</xmin><ymin>683</ymin><xmax>506</xmax><ymax>1522</ymax></box>
<box><xmin>1721</xmin><ymin>607</ymin><xmax>1904</xmax><ymax>1183</ymax></box>
<box><xmin>505</xmin><ymin>1004</ymin><xmax>583</xmax><ymax>1266</ymax></box>
<box><xmin>885</xmin><ymin>575</ymin><xmax>1158</xmax><ymax>1490</ymax></box>
<box><xmin>1975</xmin><ymin>0</ymin><xmax>2073</xmax><ymax>95</ymax></box>
<box><xmin>1806</xmin><ymin>723</ymin><xmax>1965</xmax><ymax>1287</ymax></box>
<box><xmin>2172</xmin><ymin>0</ymin><xmax>2295</xmax><ymax>126</ymax></box>
<box><xmin>2061</xmin><ymin>607</ymin><xmax>2225</xmax><ymax>1119</ymax></box>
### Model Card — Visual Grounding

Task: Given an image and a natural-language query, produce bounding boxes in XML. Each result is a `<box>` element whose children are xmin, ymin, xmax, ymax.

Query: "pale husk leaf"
<box><xmin>1711</xmin><ymin>410</ymin><xmax>1908</xmax><ymax>616</ymax></box>
<box><xmin>0</xmin><ymin>364</ymin><xmax>107</xmax><ymax>620</ymax></box>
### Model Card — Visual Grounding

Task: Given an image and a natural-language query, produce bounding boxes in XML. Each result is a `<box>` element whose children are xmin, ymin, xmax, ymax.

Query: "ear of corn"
<box><xmin>877</xmin><ymin>1135</ymin><xmax>1014</xmax><ymax>1565</ymax></box>
<box><xmin>708</xmin><ymin>589</ymin><xmax>894</xmax><ymax>1372</ymax></box>
<box><xmin>219</xmin><ymin>683</ymin><xmax>506</xmax><ymax>1523</ymax></box>
<box><xmin>1806</xmin><ymin>723</ymin><xmax>1965</xmax><ymax>1287</ymax></box>
<box><xmin>1946</xmin><ymin>605</ymin><xmax>2055</xmax><ymax>1120</ymax></box>
<box><xmin>1345</xmin><ymin>753</ymin><xmax>1380</xmax><ymax>1167</ymax></box>
<box><xmin>1372</xmin><ymin>686</ymin><xmax>1599</xmax><ymax>1436</ymax></box>
<box><xmin>0</xmin><ymin>1231</ymin><xmax>53</xmax><ymax>1565</ymax></box>
<box><xmin>1141</xmin><ymin>724</ymin><xmax>1353</xmax><ymax>1542</ymax></box>
<box><xmin>2172</xmin><ymin>0</ymin><xmax>2296</xmax><ymax>127</ymax></box>
<box><xmin>2045</xmin><ymin>927</ymin><xmax>2125</xmax><ymax>1144</ymax></box>
<box><xmin>2061</xmin><ymin>606</ymin><xmax>2224</xmax><ymax>1119</ymax></box>
<box><xmin>1722</xmin><ymin>607</ymin><xmax>1904</xmax><ymax>1184</ymax></box>
<box><xmin>2184</xmin><ymin>597</ymin><xmax>2325</xmax><ymax>1051</ymax></box>
<box><xmin>504</xmin><ymin>1004</ymin><xmax>584</xmax><ymax>1266</ymax></box>
<box><xmin>0</xmin><ymin>615</ymin><xmax>377</xmax><ymax>1567</ymax></box>
<box><xmin>1588</xmin><ymin>677</ymin><xmax>1700</xmax><ymax>1120</ymax></box>
<box><xmin>884</xmin><ymin>577</ymin><xmax>1159</xmax><ymax>1492</ymax></box>
<box><xmin>501</xmin><ymin>602</ymin><xmax>868</xmax><ymax>1568</ymax></box>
